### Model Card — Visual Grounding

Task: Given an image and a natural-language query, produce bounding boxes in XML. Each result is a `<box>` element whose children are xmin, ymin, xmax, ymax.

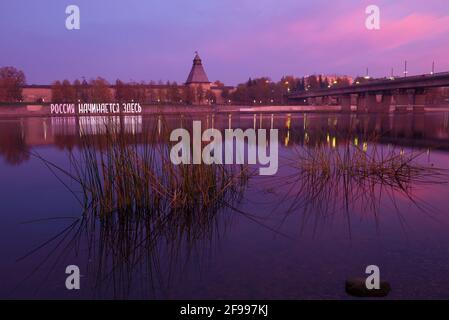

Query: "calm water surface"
<box><xmin>1</xmin><ymin>112</ymin><xmax>449</xmax><ymax>299</ymax></box>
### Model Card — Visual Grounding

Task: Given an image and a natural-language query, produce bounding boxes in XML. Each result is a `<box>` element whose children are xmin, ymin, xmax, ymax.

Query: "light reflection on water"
<box><xmin>0</xmin><ymin>112</ymin><xmax>449</xmax><ymax>299</ymax></box>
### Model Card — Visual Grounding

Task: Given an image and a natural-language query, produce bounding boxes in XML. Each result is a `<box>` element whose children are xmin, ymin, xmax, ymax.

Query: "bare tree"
<box><xmin>90</xmin><ymin>77</ymin><xmax>112</xmax><ymax>102</ymax></box>
<box><xmin>0</xmin><ymin>67</ymin><xmax>26</xmax><ymax>102</ymax></box>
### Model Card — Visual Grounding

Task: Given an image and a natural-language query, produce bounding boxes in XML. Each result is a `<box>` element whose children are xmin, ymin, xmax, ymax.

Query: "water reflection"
<box><xmin>2</xmin><ymin>113</ymin><xmax>449</xmax><ymax>167</ymax></box>
<box><xmin>0</xmin><ymin>119</ymin><xmax>30</xmax><ymax>165</ymax></box>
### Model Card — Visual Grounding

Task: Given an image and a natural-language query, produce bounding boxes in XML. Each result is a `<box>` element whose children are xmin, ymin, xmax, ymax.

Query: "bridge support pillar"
<box><xmin>356</xmin><ymin>94</ymin><xmax>367</xmax><ymax>113</ymax></box>
<box><xmin>366</xmin><ymin>94</ymin><xmax>377</xmax><ymax>113</ymax></box>
<box><xmin>413</xmin><ymin>91</ymin><xmax>426</xmax><ymax>113</ymax></box>
<box><xmin>340</xmin><ymin>94</ymin><xmax>352</xmax><ymax>112</ymax></box>
<box><xmin>395</xmin><ymin>90</ymin><xmax>412</xmax><ymax>113</ymax></box>
<box><xmin>379</xmin><ymin>93</ymin><xmax>392</xmax><ymax>113</ymax></box>
<box><xmin>364</xmin><ymin>93</ymin><xmax>392</xmax><ymax>113</ymax></box>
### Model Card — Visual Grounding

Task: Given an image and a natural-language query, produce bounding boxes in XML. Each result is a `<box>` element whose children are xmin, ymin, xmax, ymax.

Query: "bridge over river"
<box><xmin>288</xmin><ymin>72</ymin><xmax>449</xmax><ymax>112</ymax></box>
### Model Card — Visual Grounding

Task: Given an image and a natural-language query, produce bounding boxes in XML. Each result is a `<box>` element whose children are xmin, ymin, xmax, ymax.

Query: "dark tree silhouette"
<box><xmin>0</xmin><ymin>66</ymin><xmax>26</xmax><ymax>102</ymax></box>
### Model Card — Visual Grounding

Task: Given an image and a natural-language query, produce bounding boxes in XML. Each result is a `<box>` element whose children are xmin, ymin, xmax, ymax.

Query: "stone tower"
<box><xmin>185</xmin><ymin>52</ymin><xmax>211</xmax><ymax>86</ymax></box>
<box><xmin>185</xmin><ymin>52</ymin><xmax>214</xmax><ymax>104</ymax></box>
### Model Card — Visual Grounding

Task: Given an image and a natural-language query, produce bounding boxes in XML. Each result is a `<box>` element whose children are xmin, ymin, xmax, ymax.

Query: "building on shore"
<box><xmin>21</xmin><ymin>85</ymin><xmax>52</xmax><ymax>103</ymax></box>
<box><xmin>20</xmin><ymin>52</ymin><xmax>234</xmax><ymax>105</ymax></box>
<box><xmin>184</xmin><ymin>52</ymin><xmax>234</xmax><ymax>104</ymax></box>
<box><xmin>186</xmin><ymin>52</ymin><xmax>211</xmax><ymax>93</ymax></box>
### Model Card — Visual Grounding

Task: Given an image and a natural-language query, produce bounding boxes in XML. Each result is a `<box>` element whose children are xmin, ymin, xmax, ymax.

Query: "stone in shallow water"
<box><xmin>345</xmin><ymin>277</ymin><xmax>391</xmax><ymax>297</ymax></box>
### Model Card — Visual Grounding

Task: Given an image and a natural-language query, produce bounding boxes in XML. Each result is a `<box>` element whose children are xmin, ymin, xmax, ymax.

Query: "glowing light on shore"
<box><xmin>285</xmin><ymin>116</ymin><xmax>291</xmax><ymax>129</ymax></box>
<box><xmin>285</xmin><ymin>131</ymin><xmax>290</xmax><ymax>146</ymax></box>
<box><xmin>363</xmin><ymin>142</ymin><xmax>368</xmax><ymax>152</ymax></box>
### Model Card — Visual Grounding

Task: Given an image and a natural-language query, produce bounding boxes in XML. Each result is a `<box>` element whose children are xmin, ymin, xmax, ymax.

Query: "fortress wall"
<box><xmin>22</xmin><ymin>87</ymin><xmax>52</xmax><ymax>103</ymax></box>
<box><xmin>19</xmin><ymin>85</ymin><xmax>231</xmax><ymax>104</ymax></box>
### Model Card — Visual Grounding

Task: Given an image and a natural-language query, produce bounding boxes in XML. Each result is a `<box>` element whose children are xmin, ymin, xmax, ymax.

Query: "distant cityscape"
<box><xmin>0</xmin><ymin>53</ymin><xmax>366</xmax><ymax>106</ymax></box>
<box><xmin>1</xmin><ymin>53</ymin><xmax>449</xmax><ymax>108</ymax></box>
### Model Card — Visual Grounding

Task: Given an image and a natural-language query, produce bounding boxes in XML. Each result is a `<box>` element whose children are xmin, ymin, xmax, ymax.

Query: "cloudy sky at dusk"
<box><xmin>1</xmin><ymin>0</ymin><xmax>448</xmax><ymax>85</ymax></box>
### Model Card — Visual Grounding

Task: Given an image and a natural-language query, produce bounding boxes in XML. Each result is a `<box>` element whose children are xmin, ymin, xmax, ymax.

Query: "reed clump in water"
<box><xmin>272</xmin><ymin>135</ymin><xmax>448</xmax><ymax>229</ymax></box>
<box><xmin>70</xmin><ymin>117</ymin><xmax>250</xmax><ymax>219</ymax></box>
<box><xmin>297</xmin><ymin>141</ymin><xmax>444</xmax><ymax>188</ymax></box>
<box><xmin>33</xmin><ymin>116</ymin><xmax>251</xmax><ymax>298</ymax></box>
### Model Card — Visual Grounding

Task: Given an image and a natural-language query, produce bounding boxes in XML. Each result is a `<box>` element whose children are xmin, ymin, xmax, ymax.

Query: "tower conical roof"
<box><xmin>185</xmin><ymin>52</ymin><xmax>210</xmax><ymax>84</ymax></box>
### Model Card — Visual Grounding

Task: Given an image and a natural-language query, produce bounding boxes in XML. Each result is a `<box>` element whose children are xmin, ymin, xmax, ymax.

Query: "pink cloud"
<box><xmin>204</xmin><ymin>7</ymin><xmax>449</xmax><ymax>81</ymax></box>
<box><xmin>222</xmin><ymin>9</ymin><xmax>447</xmax><ymax>51</ymax></box>
<box><xmin>369</xmin><ymin>14</ymin><xmax>449</xmax><ymax>49</ymax></box>
<box><xmin>283</xmin><ymin>11</ymin><xmax>449</xmax><ymax>51</ymax></box>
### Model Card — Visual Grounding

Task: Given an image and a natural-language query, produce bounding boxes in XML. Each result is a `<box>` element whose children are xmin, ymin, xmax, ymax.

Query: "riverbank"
<box><xmin>0</xmin><ymin>103</ymin><xmax>448</xmax><ymax>117</ymax></box>
<box><xmin>0</xmin><ymin>104</ymin><xmax>341</xmax><ymax>117</ymax></box>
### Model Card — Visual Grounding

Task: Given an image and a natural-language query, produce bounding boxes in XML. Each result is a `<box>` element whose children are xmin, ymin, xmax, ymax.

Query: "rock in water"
<box><xmin>345</xmin><ymin>277</ymin><xmax>391</xmax><ymax>297</ymax></box>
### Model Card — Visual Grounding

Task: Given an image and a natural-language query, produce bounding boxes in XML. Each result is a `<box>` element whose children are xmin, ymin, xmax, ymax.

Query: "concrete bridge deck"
<box><xmin>288</xmin><ymin>72</ymin><xmax>449</xmax><ymax>113</ymax></box>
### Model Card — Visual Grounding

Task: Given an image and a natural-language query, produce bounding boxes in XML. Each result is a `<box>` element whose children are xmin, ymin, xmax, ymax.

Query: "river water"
<box><xmin>1</xmin><ymin>112</ymin><xmax>449</xmax><ymax>299</ymax></box>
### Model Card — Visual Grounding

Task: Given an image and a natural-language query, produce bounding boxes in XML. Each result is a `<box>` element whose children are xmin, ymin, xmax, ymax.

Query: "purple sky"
<box><xmin>1</xmin><ymin>0</ymin><xmax>448</xmax><ymax>85</ymax></box>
